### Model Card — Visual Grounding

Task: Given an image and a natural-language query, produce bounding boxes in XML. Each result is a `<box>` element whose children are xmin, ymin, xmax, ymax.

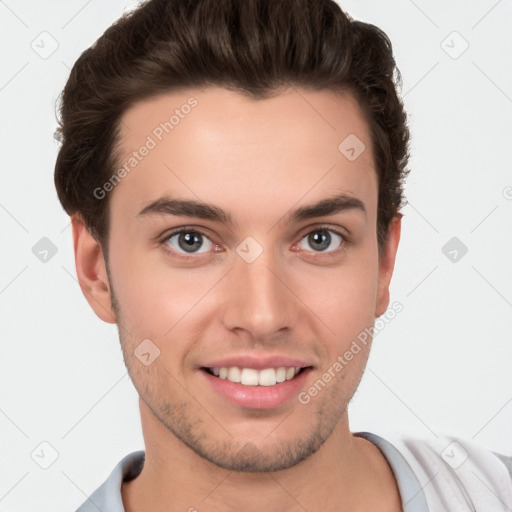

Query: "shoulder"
<box><xmin>389</xmin><ymin>434</ymin><xmax>512</xmax><ymax>512</ymax></box>
<box><xmin>75</xmin><ymin>451</ymin><xmax>145</xmax><ymax>512</ymax></box>
<box><xmin>495</xmin><ymin>451</ymin><xmax>512</xmax><ymax>479</ymax></box>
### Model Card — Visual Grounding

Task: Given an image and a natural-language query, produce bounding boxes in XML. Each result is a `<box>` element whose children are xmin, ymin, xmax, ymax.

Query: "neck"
<box><xmin>122</xmin><ymin>400</ymin><xmax>401</xmax><ymax>512</ymax></box>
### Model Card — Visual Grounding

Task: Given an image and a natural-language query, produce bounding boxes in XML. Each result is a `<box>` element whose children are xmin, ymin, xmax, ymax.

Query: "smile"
<box><xmin>204</xmin><ymin>366</ymin><xmax>307</xmax><ymax>386</ymax></box>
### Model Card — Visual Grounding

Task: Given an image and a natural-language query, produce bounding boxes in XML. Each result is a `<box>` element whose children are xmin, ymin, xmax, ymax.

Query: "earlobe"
<box><xmin>375</xmin><ymin>214</ymin><xmax>402</xmax><ymax>318</ymax></box>
<box><xmin>71</xmin><ymin>215</ymin><xmax>117</xmax><ymax>324</ymax></box>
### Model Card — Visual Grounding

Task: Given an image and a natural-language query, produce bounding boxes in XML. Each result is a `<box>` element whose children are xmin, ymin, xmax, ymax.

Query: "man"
<box><xmin>54</xmin><ymin>0</ymin><xmax>512</xmax><ymax>510</ymax></box>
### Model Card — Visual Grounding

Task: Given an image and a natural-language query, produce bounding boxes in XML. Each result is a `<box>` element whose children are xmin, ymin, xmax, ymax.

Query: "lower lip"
<box><xmin>201</xmin><ymin>368</ymin><xmax>312</xmax><ymax>410</ymax></box>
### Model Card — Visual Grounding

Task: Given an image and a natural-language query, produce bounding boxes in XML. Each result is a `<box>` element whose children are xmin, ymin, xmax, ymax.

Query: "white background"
<box><xmin>0</xmin><ymin>1</ymin><xmax>511</xmax><ymax>510</ymax></box>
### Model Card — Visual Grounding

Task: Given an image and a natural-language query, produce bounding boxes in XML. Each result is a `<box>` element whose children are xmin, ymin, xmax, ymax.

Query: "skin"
<box><xmin>72</xmin><ymin>86</ymin><xmax>402</xmax><ymax>511</ymax></box>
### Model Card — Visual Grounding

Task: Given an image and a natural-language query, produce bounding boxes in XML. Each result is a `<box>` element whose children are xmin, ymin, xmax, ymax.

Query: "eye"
<box><xmin>164</xmin><ymin>229</ymin><xmax>216</xmax><ymax>255</ymax></box>
<box><xmin>297</xmin><ymin>228</ymin><xmax>345</xmax><ymax>253</ymax></box>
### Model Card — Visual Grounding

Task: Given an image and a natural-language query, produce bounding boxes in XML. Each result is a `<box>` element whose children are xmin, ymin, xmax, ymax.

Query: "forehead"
<box><xmin>111</xmin><ymin>86</ymin><xmax>377</xmax><ymax>224</ymax></box>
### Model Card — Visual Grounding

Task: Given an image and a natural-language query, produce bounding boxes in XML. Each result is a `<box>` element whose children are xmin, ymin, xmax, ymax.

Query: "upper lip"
<box><xmin>201</xmin><ymin>354</ymin><xmax>314</xmax><ymax>370</ymax></box>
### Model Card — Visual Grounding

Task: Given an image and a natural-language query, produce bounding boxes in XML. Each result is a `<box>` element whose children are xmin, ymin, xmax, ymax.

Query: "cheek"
<box><xmin>306</xmin><ymin>262</ymin><xmax>378</xmax><ymax>396</ymax></box>
<box><xmin>108</xmin><ymin>243</ymin><xmax>224</xmax><ymax>339</ymax></box>
<box><xmin>299</xmin><ymin>250</ymin><xmax>379</xmax><ymax>338</ymax></box>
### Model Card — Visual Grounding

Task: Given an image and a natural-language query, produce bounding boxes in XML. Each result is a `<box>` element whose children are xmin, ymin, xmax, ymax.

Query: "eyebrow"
<box><xmin>137</xmin><ymin>193</ymin><xmax>366</xmax><ymax>225</ymax></box>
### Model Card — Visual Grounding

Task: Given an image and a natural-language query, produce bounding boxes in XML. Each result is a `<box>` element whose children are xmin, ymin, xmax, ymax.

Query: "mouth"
<box><xmin>199</xmin><ymin>355</ymin><xmax>314</xmax><ymax>409</ymax></box>
<box><xmin>201</xmin><ymin>365</ymin><xmax>312</xmax><ymax>386</ymax></box>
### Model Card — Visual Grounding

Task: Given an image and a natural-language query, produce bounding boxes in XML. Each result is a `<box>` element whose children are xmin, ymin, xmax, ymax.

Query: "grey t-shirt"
<box><xmin>75</xmin><ymin>432</ymin><xmax>511</xmax><ymax>512</ymax></box>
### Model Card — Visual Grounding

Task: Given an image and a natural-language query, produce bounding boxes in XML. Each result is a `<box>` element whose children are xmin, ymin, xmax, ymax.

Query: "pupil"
<box><xmin>179</xmin><ymin>232</ymin><xmax>202</xmax><ymax>252</ymax></box>
<box><xmin>309</xmin><ymin>230</ymin><xmax>330</xmax><ymax>251</ymax></box>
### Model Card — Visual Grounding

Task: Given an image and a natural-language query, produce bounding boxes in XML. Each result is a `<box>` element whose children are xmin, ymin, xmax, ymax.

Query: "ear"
<box><xmin>71</xmin><ymin>215</ymin><xmax>117</xmax><ymax>324</ymax></box>
<box><xmin>375</xmin><ymin>214</ymin><xmax>402</xmax><ymax>318</ymax></box>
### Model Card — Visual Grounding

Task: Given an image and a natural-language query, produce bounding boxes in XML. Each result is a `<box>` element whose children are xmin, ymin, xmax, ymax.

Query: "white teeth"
<box><xmin>209</xmin><ymin>366</ymin><xmax>302</xmax><ymax>386</ymax></box>
<box><xmin>240</xmin><ymin>368</ymin><xmax>259</xmax><ymax>385</ymax></box>
<box><xmin>258</xmin><ymin>368</ymin><xmax>276</xmax><ymax>386</ymax></box>
<box><xmin>276</xmin><ymin>367</ymin><xmax>287</xmax><ymax>383</ymax></box>
<box><xmin>227</xmin><ymin>366</ymin><xmax>241</xmax><ymax>383</ymax></box>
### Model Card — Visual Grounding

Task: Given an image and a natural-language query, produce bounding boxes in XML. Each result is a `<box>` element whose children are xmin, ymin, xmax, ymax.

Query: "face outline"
<box><xmin>72</xmin><ymin>85</ymin><xmax>401</xmax><ymax>473</ymax></box>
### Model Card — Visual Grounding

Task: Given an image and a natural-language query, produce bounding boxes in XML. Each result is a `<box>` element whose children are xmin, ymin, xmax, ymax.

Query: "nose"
<box><xmin>220</xmin><ymin>243</ymin><xmax>298</xmax><ymax>342</ymax></box>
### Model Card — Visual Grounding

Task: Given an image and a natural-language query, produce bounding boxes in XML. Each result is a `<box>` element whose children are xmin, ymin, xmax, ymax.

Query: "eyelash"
<box><xmin>159</xmin><ymin>225</ymin><xmax>350</xmax><ymax>261</ymax></box>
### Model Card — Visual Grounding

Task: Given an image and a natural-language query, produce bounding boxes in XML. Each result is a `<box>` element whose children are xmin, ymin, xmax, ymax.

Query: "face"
<box><xmin>75</xmin><ymin>86</ymin><xmax>400</xmax><ymax>472</ymax></box>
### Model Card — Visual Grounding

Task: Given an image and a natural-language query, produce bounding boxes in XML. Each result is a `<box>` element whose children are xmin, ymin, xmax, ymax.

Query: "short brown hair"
<box><xmin>54</xmin><ymin>0</ymin><xmax>409</xmax><ymax>252</ymax></box>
